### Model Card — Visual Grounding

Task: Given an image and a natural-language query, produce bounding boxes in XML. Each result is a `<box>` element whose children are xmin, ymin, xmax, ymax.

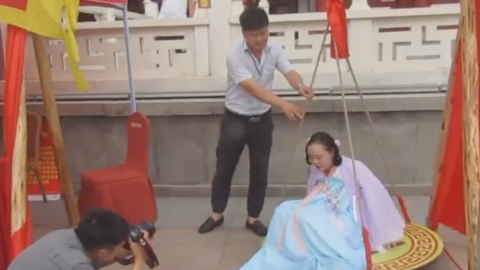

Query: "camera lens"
<box><xmin>139</xmin><ymin>221</ymin><xmax>156</xmax><ymax>237</ymax></box>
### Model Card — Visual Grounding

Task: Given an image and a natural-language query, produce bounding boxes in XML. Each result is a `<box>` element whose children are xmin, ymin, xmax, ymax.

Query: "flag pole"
<box><xmin>31</xmin><ymin>34</ymin><xmax>80</xmax><ymax>227</ymax></box>
<box><xmin>121</xmin><ymin>5</ymin><xmax>137</xmax><ymax>113</ymax></box>
<box><xmin>460</xmin><ymin>0</ymin><xmax>480</xmax><ymax>268</ymax></box>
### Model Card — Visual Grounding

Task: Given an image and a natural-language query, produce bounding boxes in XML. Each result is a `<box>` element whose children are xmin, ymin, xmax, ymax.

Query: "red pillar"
<box><xmin>394</xmin><ymin>0</ymin><xmax>413</xmax><ymax>8</ymax></box>
<box><xmin>0</xmin><ymin>27</ymin><xmax>4</xmax><ymax>81</ymax></box>
<box><xmin>413</xmin><ymin>0</ymin><xmax>432</xmax><ymax>7</ymax></box>
<box><xmin>316</xmin><ymin>0</ymin><xmax>327</xmax><ymax>11</ymax></box>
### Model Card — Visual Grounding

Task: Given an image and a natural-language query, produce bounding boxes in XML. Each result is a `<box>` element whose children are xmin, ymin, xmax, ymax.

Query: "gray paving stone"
<box><xmin>31</xmin><ymin>197</ymin><xmax>466</xmax><ymax>270</ymax></box>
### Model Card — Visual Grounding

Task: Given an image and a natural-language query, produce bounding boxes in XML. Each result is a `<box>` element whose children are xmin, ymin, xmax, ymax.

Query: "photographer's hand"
<box><xmin>130</xmin><ymin>240</ymin><xmax>146</xmax><ymax>270</ymax></box>
<box><xmin>130</xmin><ymin>231</ymin><xmax>153</xmax><ymax>270</ymax></box>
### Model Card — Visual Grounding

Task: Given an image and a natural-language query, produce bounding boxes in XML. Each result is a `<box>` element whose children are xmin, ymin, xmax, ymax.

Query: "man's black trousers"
<box><xmin>210</xmin><ymin>109</ymin><xmax>273</xmax><ymax>218</ymax></box>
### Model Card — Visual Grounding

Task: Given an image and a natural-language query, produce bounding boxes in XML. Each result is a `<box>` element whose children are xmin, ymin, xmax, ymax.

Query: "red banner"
<box><xmin>1</xmin><ymin>25</ymin><xmax>31</xmax><ymax>268</ymax></box>
<box><xmin>27</xmin><ymin>120</ymin><xmax>62</xmax><ymax>201</ymax></box>
<box><xmin>0</xmin><ymin>0</ymin><xmax>27</xmax><ymax>10</ymax></box>
<box><xmin>326</xmin><ymin>0</ymin><xmax>349</xmax><ymax>59</ymax></box>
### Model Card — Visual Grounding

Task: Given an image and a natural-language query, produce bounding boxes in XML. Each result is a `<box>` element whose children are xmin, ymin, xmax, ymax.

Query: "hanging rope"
<box><xmin>280</xmin><ymin>19</ymin><xmax>411</xmax><ymax>226</ymax></box>
<box><xmin>343</xmin><ymin>59</ymin><xmax>411</xmax><ymax>223</ymax></box>
<box><xmin>281</xmin><ymin>24</ymin><xmax>330</xmax><ymax>198</ymax></box>
<box><xmin>332</xmin><ymin>40</ymin><xmax>373</xmax><ymax>270</ymax></box>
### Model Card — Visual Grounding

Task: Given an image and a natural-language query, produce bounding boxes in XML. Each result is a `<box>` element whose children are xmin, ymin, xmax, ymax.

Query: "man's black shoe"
<box><xmin>245</xmin><ymin>220</ymin><xmax>268</xmax><ymax>237</ymax></box>
<box><xmin>198</xmin><ymin>216</ymin><xmax>224</xmax><ymax>234</ymax></box>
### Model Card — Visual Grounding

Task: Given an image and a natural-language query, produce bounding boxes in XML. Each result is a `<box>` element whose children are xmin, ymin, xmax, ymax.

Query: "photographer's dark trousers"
<box><xmin>211</xmin><ymin>109</ymin><xmax>273</xmax><ymax>218</ymax></box>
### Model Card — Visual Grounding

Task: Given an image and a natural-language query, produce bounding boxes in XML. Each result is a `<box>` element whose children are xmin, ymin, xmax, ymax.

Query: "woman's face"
<box><xmin>307</xmin><ymin>143</ymin><xmax>334</xmax><ymax>172</ymax></box>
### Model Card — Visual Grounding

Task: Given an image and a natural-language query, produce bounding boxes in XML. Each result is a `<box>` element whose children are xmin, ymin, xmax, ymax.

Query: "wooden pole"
<box><xmin>31</xmin><ymin>34</ymin><xmax>80</xmax><ymax>227</ymax></box>
<box><xmin>427</xmin><ymin>25</ymin><xmax>460</xmax><ymax>228</ymax></box>
<box><xmin>460</xmin><ymin>0</ymin><xmax>480</xmax><ymax>268</ymax></box>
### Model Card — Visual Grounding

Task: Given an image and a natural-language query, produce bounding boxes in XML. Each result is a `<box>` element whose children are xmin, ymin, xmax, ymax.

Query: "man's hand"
<box><xmin>297</xmin><ymin>84</ymin><xmax>314</xmax><ymax>100</ymax></box>
<box><xmin>281</xmin><ymin>101</ymin><xmax>304</xmax><ymax>121</ymax></box>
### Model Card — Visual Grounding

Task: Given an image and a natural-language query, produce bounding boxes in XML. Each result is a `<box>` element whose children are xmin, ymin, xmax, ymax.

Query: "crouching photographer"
<box><xmin>8</xmin><ymin>209</ymin><xmax>158</xmax><ymax>270</ymax></box>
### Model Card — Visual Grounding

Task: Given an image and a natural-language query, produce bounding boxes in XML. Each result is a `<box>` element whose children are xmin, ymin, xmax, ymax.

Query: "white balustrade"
<box><xmin>2</xmin><ymin>1</ymin><xmax>461</xmax><ymax>98</ymax></box>
<box><xmin>24</xmin><ymin>19</ymin><xmax>209</xmax><ymax>81</ymax></box>
<box><xmin>350</xmin><ymin>0</ymin><xmax>371</xmax><ymax>10</ymax></box>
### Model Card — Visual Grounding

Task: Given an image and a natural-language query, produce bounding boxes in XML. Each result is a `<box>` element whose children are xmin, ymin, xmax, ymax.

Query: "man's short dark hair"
<box><xmin>239</xmin><ymin>7</ymin><xmax>269</xmax><ymax>32</ymax></box>
<box><xmin>74</xmin><ymin>209</ymin><xmax>131</xmax><ymax>252</ymax></box>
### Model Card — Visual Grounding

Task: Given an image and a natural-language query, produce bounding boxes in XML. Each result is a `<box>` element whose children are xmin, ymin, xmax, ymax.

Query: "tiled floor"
<box><xmin>30</xmin><ymin>197</ymin><xmax>467</xmax><ymax>270</ymax></box>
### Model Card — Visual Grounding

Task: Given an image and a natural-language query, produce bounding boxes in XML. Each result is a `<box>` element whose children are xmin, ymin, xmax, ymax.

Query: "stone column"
<box><xmin>94</xmin><ymin>8</ymin><xmax>115</xmax><ymax>21</ymax></box>
<box><xmin>258</xmin><ymin>0</ymin><xmax>270</xmax><ymax>12</ymax></box>
<box><xmin>210</xmin><ymin>0</ymin><xmax>233</xmax><ymax>75</ymax></box>
<box><xmin>143</xmin><ymin>0</ymin><xmax>159</xmax><ymax>18</ymax></box>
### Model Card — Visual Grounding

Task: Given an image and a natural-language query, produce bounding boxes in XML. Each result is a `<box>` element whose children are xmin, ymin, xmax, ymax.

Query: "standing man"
<box><xmin>198</xmin><ymin>7</ymin><xmax>313</xmax><ymax>237</ymax></box>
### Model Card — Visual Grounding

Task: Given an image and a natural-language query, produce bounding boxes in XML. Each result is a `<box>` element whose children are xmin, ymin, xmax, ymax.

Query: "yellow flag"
<box><xmin>0</xmin><ymin>0</ymin><xmax>89</xmax><ymax>90</ymax></box>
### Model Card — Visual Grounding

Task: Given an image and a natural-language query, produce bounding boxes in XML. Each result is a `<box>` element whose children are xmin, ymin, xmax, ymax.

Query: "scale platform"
<box><xmin>260</xmin><ymin>222</ymin><xmax>444</xmax><ymax>270</ymax></box>
<box><xmin>372</xmin><ymin>223</ymin><xmax>443</xmax><ymax>270</ymax></box>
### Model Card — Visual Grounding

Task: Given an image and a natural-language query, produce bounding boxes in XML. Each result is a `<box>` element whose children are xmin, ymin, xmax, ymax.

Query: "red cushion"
<box><xmin>81</xmin><ymin>164</ymin><xmax>144</xmax><ymax>184</ymax></box>
<box><xmin>77</xmin><ymin>175</ymin><xmax>158</xmax><ymax>224</ymax></box>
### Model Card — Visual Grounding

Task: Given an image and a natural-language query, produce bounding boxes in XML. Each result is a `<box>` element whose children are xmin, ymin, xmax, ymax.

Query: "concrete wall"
<box><xmin>59</xmin><ymin>110</ymin><xmax>442</xmax><ymax>197</ymax></box>
<box><xmin>3</xmin><ymin>94</ymin><xmax>442</xmax><ymax>197</ymax></box>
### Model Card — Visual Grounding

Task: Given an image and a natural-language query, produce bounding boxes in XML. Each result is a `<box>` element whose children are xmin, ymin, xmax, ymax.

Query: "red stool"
<box><xmin>77</xmin><ymin>112</ymin><xmax>157</xmax><ymax>224</ymax></box>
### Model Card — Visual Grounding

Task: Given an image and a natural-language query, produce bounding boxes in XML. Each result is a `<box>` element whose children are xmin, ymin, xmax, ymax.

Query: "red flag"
<box><xmin>326</xmin><ymin>0</ymin><xmax>349</xmax><ymax>59</ymax></box>
<box><xmin>0</xmin><ymin>25</ymin><xmax>32</xmax><ymax>269</ymax></box>
<box><xmin>428</xmin><ymin>43</ymin><xmax>465</xmax><ymax>234</ymax></box>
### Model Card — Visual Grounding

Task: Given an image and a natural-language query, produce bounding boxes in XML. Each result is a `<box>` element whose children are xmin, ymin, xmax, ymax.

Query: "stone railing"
<box><xmin>1</xmin><ymin>2</ymin><xmax>460</xmax><ymax>100</ymax></box>
<box><xmin>22</xmin><ymin>18</ymin><xmax>210</xmax><ymax>98</ymax></box>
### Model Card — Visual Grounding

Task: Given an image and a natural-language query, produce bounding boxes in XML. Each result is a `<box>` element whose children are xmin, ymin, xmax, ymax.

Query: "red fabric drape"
<box><xmin>0</xmin><ymin>25</ymin><xmax>32</xmax><ymax>270</ymax></box>
<box><xmin>428</xmin><ymin>44</ymin><xmax>466</xmax><ymax>234</ymax></box>
<box><xmin>326</xmin><ymin>0</ymin><xmax>349</xmax><ymax>59</ymax></box>
<box><xmin>428</xmin><ymin>0</ymin><xmax>480</xmax><ymax>235</ymax></box>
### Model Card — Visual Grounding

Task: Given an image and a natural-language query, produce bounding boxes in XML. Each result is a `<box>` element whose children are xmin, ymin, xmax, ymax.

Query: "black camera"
<box><xmin>118</xmin><ymin>221</ymin><xmax>159</xmax><ymax>269</ymax></box>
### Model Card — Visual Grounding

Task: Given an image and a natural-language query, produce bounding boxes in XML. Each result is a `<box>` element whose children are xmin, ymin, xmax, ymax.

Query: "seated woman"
<box><xmin>239</xmin><ymin>132</ymin><xmax>405</xmax><ymax>270</ymax></box>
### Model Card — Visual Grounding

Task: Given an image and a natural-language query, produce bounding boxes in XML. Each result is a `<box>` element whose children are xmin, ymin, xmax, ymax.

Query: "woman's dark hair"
<box><xmin>74</xmin><ymin>209</ymin><xmax>131</xmax><ymax>252</ymax></box>
<box><xmin>239</xmin><ymin>7</ymin><xmax>269</xmax><ymax>32</ymax></box>
<box><xmin>305</xmin><ymin>131</ymin><xmax>342</xmax><ymax>166</ymax></box>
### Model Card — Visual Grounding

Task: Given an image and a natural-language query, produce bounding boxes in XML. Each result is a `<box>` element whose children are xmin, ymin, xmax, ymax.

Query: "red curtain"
<box><xmin>0</xmin><ymin>25</ymin><xmax>32</xmax><ymax>270</ymax></box>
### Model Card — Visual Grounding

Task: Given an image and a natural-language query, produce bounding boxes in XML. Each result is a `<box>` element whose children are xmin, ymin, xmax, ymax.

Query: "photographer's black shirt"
<box><xmin>7</xmin><ymin>229</ymin><xmax>97</xmax><ymax>270</ymax></box>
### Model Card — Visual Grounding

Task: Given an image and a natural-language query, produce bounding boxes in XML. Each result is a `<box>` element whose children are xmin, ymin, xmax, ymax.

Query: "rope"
<box><xmin>281</xmin><ymin>24</ymin><xmax>330</xmax><ymax>198</ymax></box>
<box><xmin>332</xmin><ymin>41</ymin><xmax>372</xmax><ymax>269</ymax></box>
<box><xmin>344</xmin><ymin>59</ymin><xmax>411</xmax><ymax>223</ymax></box>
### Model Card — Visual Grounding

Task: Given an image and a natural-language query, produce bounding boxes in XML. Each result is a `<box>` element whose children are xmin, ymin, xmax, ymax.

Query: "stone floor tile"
<box><xmin>30</xmin><ymin>200</ymin><xmax>69</xmax><ymax>227</ymax></box>
<box><xmin>216</xmin><ymin>243</ymin><xmax>259</xmax><ymax>270</ymax></box>
<box><xmin>155</xmin><ymin>243</ymin><xmax>225</xmax><ymax>270</ymax></box>
<box><xmin>226</xmin><ymin>228</ymin><xmax>262</xmax><ymax>245</ymax></box>
<box><xmin>152</xmin><ymin>227</ymin><xmax>228</xmax><ymax>246</ymax></box>
<box><xmin>28</xmin><ymin>197</ymin><xmax>470</xmax><ymax>270</ymax></box>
